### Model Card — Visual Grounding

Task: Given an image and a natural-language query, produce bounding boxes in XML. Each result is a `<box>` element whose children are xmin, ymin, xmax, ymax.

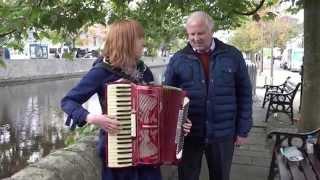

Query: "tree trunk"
<box><xmin>299</xmin><ymin>0</ymin><xmax>320</xmax><ymax>131</ymax></box>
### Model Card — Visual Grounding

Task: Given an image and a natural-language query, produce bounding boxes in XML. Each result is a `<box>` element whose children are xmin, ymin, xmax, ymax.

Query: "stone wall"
<box><xmin>0</xmin><ymin>57</ymin><xmax>169</xmax><ymax>85</ymax></box>
<box><xmin>4</xmin><ymin>135</ymin><xmax>102</xmax><ymax>180</ymax></box>
<box><xmin>0</xmin><ymin>59</ymin><xmax>96</xmax><ymax>85</ymax></box>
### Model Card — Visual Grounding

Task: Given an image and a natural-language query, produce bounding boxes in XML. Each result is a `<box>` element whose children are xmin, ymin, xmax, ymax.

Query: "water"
<box><xmin>0</xmin><ymin>78</ymin><xmax>101</xmax><ymax>178</ymax></box>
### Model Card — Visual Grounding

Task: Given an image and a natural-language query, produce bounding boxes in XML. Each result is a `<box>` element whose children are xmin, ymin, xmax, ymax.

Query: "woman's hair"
<box><xmin>102</xmin><ymin>19</ymin><xmax>144</xmax><ymax>69</ymax></box>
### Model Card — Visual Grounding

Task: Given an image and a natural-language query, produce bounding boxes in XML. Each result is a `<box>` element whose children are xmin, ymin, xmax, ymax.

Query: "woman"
<box><xmin>61</xmin><ymin>20</ymin><xmax>161</xmax><ymax>180</ymax></box>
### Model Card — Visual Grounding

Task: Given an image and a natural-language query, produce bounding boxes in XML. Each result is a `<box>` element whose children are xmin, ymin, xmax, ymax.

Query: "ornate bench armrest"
<box><xmin>267</xmin><ymin>128</ymin><xmax>320</xmax><ymax>147</ymax></box>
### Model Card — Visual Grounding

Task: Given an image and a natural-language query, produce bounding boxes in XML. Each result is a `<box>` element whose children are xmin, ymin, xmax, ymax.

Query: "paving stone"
<box><xmin>231</xmin><ymin>164</ymin><xmax>269</xmax><ymax>180</ymax></box>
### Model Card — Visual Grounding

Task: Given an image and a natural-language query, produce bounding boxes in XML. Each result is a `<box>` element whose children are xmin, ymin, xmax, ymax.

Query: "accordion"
<box><xmin>104</xmin><ymin>83</ymin><xmax>189</xmax><ymax>168</ymax></box>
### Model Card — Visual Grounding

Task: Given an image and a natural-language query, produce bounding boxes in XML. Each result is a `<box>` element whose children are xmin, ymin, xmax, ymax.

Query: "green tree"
<box><xmin>230</xmin><ymin>22</ymin><xmax>264</xmax><ymax>56</ymax></box>
<box><xmin>0</xmin><ymin>0</ymin><xmax>276</xmax><ymax>59</ymax></box>
<box><xmin>230</xmin><ymin>14</ymin><xmax>300</xmax><ymax>55</ymax></box>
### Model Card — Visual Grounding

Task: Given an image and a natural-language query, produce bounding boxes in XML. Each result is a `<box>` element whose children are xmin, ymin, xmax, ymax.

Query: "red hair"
<box><xmin>102</xmin><ymin>19</ymin><xmax>144</xmax><ymax>69</ymax></box>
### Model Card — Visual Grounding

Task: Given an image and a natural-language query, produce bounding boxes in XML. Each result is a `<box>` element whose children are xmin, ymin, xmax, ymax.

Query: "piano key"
<box><xmin>116</xmin><ymin>148</ymin><xmax>132</xmax><ymax>152</ymax></box>
<box><xmin>117</xmin><ymin>133</ymin><xmax>131</xmax><ymax>136</ymax></box>
<box><xmin>107</xmin><ymin>153</ymin><xmax>132</xmax><ymax>157</ymax></box>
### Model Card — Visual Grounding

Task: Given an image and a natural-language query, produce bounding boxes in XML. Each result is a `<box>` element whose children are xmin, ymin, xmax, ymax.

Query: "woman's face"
<box><xmin>135</xmin><ymin>38</ymin><xmax>145</xmax><ymax>59</ymax></box>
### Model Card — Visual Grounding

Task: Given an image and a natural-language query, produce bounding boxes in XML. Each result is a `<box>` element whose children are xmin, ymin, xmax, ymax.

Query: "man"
<box><xmin>164</xmin><ymin>11</ymin><xmax>252</xmax><ymax>180</ymax></box>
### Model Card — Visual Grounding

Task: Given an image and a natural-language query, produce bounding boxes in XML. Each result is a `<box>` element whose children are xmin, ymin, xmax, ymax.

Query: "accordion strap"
<box><xmin>94</xmin><ymin>59</ymin><xmax>143</xmax><ymax>84</ymax></box>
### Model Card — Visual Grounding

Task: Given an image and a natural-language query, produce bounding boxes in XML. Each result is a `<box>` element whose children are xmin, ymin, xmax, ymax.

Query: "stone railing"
<box><xmin>4</xmin><ymin>135</ymin><xmax>101</xmax><ymax>180</ymax></box>
<box><xmin>0</xmin><ymin>57</ymin><xmax>168</xmax><ymax>86</ymax></box>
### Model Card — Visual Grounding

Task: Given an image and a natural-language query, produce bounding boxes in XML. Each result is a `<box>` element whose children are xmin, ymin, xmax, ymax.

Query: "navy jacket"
<box><xmin>164</xmin><ymin>38</ymin><xmax>252</xmax><ymax>143</ymax></box>
<box><xmin>61</xmin><ymin>58</ymin><xmax>161</xmax><ymax>180</ymax></box>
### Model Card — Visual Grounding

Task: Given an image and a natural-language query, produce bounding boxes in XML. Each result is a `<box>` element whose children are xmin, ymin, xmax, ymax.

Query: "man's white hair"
<box><xmin>186</xmin><ymin>11</ymin><xmax>214</xmax><ymax>32</ymax></box>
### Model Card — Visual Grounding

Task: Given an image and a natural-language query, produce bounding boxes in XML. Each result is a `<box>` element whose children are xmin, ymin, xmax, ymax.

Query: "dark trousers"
<box><xmin>178</xmin><ymin>138</ymin><xmax>234</xmax><ymax>180</ymax></box>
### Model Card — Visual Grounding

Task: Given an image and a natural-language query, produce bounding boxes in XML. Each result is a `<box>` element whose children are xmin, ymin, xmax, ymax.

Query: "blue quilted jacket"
<box><xmin>164</xmin><ymin>38</ymin><xmax>252</xmax><ymax>143</ymax></box>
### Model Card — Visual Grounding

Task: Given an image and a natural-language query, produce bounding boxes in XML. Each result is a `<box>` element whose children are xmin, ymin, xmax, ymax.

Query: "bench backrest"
<box><xmin>283</xmin><ymin>76</ymin><xmax>291</xmax><ymax>86</ymax></box>
<box><xmin>283</xmin><ymin>81</ymin><xmax>301</xmax><ymax>95</ymax></box>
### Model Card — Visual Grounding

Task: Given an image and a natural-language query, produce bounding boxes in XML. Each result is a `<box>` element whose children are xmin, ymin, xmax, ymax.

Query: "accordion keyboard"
<box><xmin>107</xmin><ymin>84</ymin><xmax>133</xmax><ymax>167</ymax></box>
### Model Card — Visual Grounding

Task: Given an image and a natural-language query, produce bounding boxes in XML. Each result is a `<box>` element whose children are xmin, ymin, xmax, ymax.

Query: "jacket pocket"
<box><xmin>221</xmin><ymin>67</ymin><xmax>235</xmax><ymax>84</ymax></box>
<box><xmin>178</xmin><ymin>64</ymin><xmax>194</xmax><ymax>82</ymax></box>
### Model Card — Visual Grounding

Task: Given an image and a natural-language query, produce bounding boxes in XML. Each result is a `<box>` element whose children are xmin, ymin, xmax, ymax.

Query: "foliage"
<box><xmin>261</xmin><ymin>17</ymin><xmax>301</xmax><ymax>49</ymax></box>
<box><xmin>64</xmin><ymin>124</ymin><xmax>98</xmax><ymax>145</ymax></box>
<box><xmin>230</xmin><ymin>22</ymin><xmax>264</xmax><ymax>53</ymax></box>
<box><xmin>107</xmin><ymin>0</ymin><xmax>281</xmax><ymax>54</ymax></box>
<box><xmin>0</xmin><ymin>0</ymin><xmax>279</xmax><ymax>53</ymax></box>
<box><xmin>0</xmin><ymin>0</ymin><xmax>107</xmax><ymax>47</ymax></box>
<box><xmin>0</xmin><ymin>57</ymin><xmax>5</xmax><ymax>68</ymax></box>
<box><xmin>230</xmin><ymin>14</ymin><xmax>301</xmax><ymax>54</ymax></box>
<box><xmin>284</xmin><ymin>0</ymin><xmax>304</xmax><ymax>13</ymax></box>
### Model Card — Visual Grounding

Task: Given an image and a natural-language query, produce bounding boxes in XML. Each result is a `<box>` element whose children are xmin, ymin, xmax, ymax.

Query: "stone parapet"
<box><xmin>4</xmin><ymin>135</ymin><xmax>101</xmax><ymax>180</ymax></box>
<box><xmin>0</xmin><ymin>57</ymin><xmax>169</xmax><ymax>86</ymax></box>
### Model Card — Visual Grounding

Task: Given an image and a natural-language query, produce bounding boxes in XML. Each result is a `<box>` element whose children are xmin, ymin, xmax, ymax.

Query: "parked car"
<box><xmin>83</xmin><ymin>50</ymin><xmax>99</xmax><ymax>58</ymax></box>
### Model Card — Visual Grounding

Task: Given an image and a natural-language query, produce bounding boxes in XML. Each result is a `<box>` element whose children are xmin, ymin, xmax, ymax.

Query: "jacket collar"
<box><xmin>180</xmin><ymin>38</ymin><xmax>228</xmax><ymax>57</ymax></box>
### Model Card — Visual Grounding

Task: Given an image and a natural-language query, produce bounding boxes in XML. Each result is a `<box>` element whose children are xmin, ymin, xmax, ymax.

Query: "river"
<box><xmin>0</xmin><ymin>78</ymin><xmax>103</xmax><ymax>178</ymax></box>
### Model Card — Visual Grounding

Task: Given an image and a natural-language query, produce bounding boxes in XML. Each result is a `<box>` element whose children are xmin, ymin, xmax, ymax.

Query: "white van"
<box><xmin>280</xmin><ymin>48</ymin><xmax>303</xmax><ymax>72</ymax></box>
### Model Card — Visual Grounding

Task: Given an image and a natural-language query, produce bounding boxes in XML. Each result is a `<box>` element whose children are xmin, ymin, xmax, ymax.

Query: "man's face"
<box><xmin>186</xmin><ymin>20</ymin><xmax>213</xmax><ymax>53</ymax></box>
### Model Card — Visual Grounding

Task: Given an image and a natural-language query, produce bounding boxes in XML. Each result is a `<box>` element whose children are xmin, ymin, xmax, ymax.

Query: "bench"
<box><xmin>262</xmin><ymin>76</ymin><xmax>291</xmax><ymax>108</ymax></box>
<box><xmin>263</xmin><ymin>78</ymin><xmax>301</xmax><ymax>124</ymax></box>
<box><xmin>267</xmin><ymin>128</ymin><xmax>320</xmax><ymax>180</ymax></box>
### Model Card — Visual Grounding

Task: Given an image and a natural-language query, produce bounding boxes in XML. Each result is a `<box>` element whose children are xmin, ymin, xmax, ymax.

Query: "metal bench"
<box><xmin>262</xmin><ymin>76</ymin><xmax>291</xmax><ymax>108</ymax></box>
<box><xmin>264</xmin><ymin>79</ymin><xmax>301</xmax><ymax>124</ymax></box>
<box><xmin>267</xmin><ymin>128</ymin><xmax>320</xmax><ymax>180</ymax></box>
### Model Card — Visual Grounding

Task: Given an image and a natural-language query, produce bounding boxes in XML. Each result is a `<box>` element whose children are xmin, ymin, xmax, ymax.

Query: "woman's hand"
<box><xmin>116</xmin><ymin>78</ymin><xmax>131</xmax><ymax>83</ymax></box>
<box><xmin>86</xmin><ymin>114</ymin><xmax>121</xmax><ymax>135</ymax></box>
<box><xmin>182</xmin><ymin>119</ymin><xmax>192</xmax><ymax>136</ymax></box>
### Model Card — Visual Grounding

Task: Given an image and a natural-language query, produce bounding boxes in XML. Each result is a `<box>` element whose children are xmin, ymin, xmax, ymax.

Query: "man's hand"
<box><xmin>182</xmin><ymin>119</ymin><xmax>192</xmax><ymax>136</ymax></box>
<box><xmin>234</xmin><ymin>136</ymin><xmax>248</xmax><ymax>146</ymax></box>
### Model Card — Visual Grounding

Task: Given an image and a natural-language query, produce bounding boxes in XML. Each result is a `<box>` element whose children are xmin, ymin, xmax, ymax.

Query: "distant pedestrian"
<box><xmin>4</xmin><ymin>48</ymin><xmax>10</xmax><ymax>59</ymax></box>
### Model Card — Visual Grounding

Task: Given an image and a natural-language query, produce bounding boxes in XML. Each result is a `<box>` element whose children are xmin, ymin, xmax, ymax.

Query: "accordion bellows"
<box><xmin>105</xmin><ymin>83</ymin><xmax>189</xmax><ymax>168</ymax></box>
